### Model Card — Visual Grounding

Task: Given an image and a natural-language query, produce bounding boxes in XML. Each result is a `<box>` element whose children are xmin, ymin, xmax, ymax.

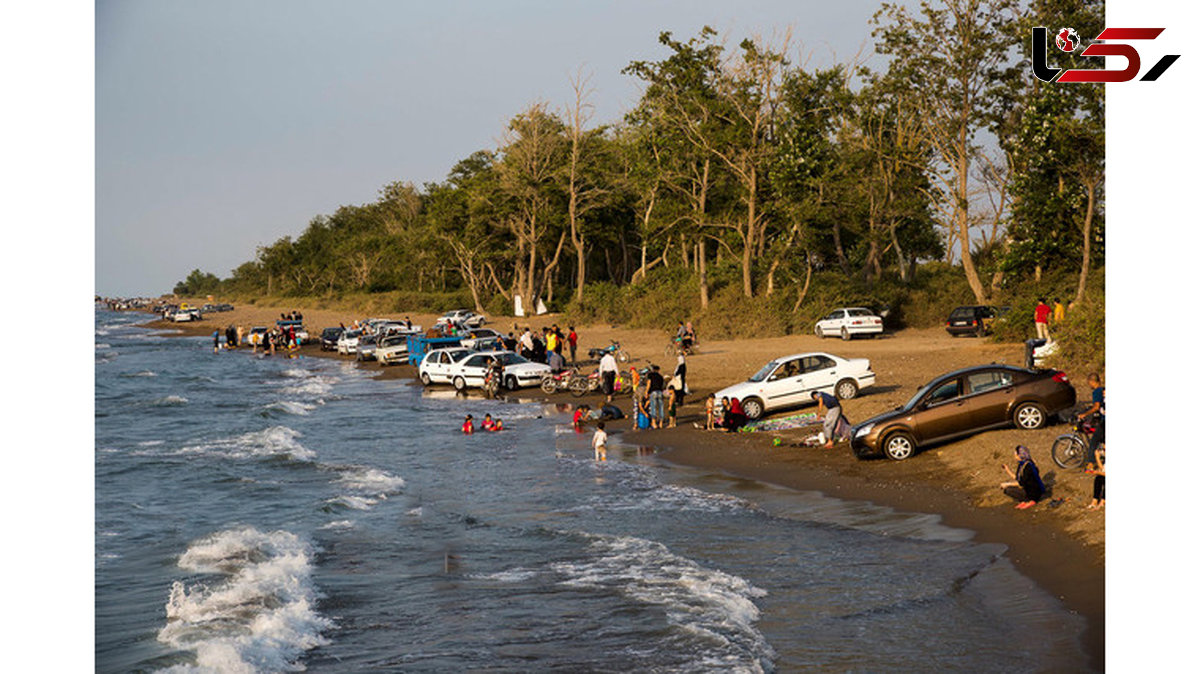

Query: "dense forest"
<box><xmin>176</xmin><ymin>0</ymin><xmax>1104</xmax><ymax>365</ymax></box>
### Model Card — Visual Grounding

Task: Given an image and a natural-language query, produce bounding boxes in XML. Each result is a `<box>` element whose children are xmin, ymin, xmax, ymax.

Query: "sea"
<box><xmin>95</xmin><ymin>309</ymin><xmax>1091</xmax><ymax>672</ymax></box>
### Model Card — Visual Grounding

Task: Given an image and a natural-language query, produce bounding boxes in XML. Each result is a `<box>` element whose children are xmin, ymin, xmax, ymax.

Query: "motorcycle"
<box><xmin>587</xmin><ymin>340</ymin><xmax>630</xmax><ymax>363</ymax></box>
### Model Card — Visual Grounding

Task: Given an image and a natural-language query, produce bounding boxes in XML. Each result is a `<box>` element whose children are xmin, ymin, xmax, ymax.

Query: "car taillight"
<box><xmin>1052</xmin><ymin>372</ymin><xmax>1069</xmax><ymax>383</ymax></box>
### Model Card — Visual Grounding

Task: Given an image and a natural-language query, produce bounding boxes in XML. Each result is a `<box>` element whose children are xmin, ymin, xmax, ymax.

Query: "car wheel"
<box><xmin>505</xmin><ymin>375</ymin><xmax>518</xmax><ymax>391</ymax></box>
<box><xmin>420</xmin><ymin>372</ymin><xmax>431</xmax><ymax>386</ymax></box>
<box><xmin>1013</xmin><ymin>402</ymin><xmax>1047</xmax><ymax>430</ymax></box>
<box><xmin>452</xmin><ymin>376</ymin><xmax>467</xmax><ymax>392</ymax></box>
<box><xmin>883</xmin><ymin>431</ymin><xmax>916</xmax><ymax>461</ymax></box>
<box><xmin>742</xmin><ymin>398</ymin><xmax>765</xmax><ymax>420</ymax></box>
<box><xmin>835</xmin><ymin>379</ymin><xmax>859</xmax><ymax>400</ymax></box>
<box><xmin>840</xmin><ymin>327</ymin><xmax>850</xmax><ymax>341</ymax></box>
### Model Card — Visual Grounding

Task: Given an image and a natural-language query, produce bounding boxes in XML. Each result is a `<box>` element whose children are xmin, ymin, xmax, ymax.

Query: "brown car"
<box><xmin>850</xmin><ymin>364</ymin><xmax>1077</xmax><ymax>461</ymax></box>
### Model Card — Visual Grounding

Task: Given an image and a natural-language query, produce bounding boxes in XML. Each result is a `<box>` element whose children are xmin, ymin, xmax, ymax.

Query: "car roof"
<box><xmin>768</xmin><ymin>352</ymin><xmax>844</xmax><ymax>363</ymax></box>
<box><xmin>930</xmin><ymin>363</ymin><xmax>1032</xmax><ymax>380</ymax></box>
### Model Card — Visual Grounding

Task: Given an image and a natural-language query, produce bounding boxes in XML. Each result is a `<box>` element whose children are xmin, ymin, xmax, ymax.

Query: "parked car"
<box><xmin>376</xmin><ymin>334</ymin><xmax>412</xmax><ymax>365</ymax></box>
<box><xmin>356</xmin><ymin>334</ymin><xmax>380</xmax><ymax>361</ymax></box>
<box><xmin>440</xmin><ymin>350</ymin><xmax>551</xmax><ymax>391</ymax></box>
<box><xmin>435</xmin><ymin>309</ymin><xmax>487</xmax><ymax>329</ymax></box>
<box><xmin>814</xmin><ymin>308</ymin><xmax>884</xmax><ymax>340</ymax></box>
<box><xmin>246</xmin><ymin>326</ymin><xmax>269</xmax><ymax>346</ymax></box>
<box><xmin>713</xmin><ymin>352</ymin><xmax>876</xmax><ymax>421</ymax></box>
<box><xmin>336</xmin><ymin>330</ymin><xmax>363</xmax><ymax>355</ymax></box>
<box><xmin>459</xmin><ymin>328</ymin><xmax>505</xmax><ymax>350</ymax></box>
<box><xmin>945</xmin><ymin>305</ymin><xmax>998</xmax><ymax>337</ymax></box>
<box><xmin>320</xmin><ymin>327</ymin><xmax>344</xmax><ymax>351</ymax></box>
<box><xmin>417</xmin><ymin>347</ymin><xmax>473</xmax><ymax>385</ymax></box>
<box><xmin>850</xmin><ymin>364</ymin><xmax>1077</xmax><ymax>461</ymax></box>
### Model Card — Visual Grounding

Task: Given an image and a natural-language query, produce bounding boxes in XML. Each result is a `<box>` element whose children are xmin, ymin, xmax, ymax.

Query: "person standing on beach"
<box><xmin>812</xmin><ymin>391</ymin><xmax>842</xmax><ymax>449</ymax></box>
<box><xmin>1034</xmin><ymin>298</ymin><xmax>1051</xmax><ymax>339</ymax></box>
<box><xmin>1001</xmin><ymin>445</ymin><xmax>1045</xmax><ymax>509</ymax></box>
<box><xmin>567</xmin><ymin>326</ymin><xmax>578</xmax><ymax>364</ymax></box>
<box><xmin>519</xmin><ymin>328</ymin><xmax>535</xmax><ymax>360</ymax></box>
<box><xmin>1053</xmin><ymin>298</ymin><xmax>1065</xmax><ymax>324</ymax></box>
<box><xmin>212</xmin><ymin>330</ymin><xmax>220</xmax><ymax>353</ymax></box>
<box><xmin>592</xmin><ymin>422</ymin><xmax>608</xmax><ymax>461</ymax></box>
<box><xmin>666</xmin><ymin>384</ymin><xmax>678</xmax><ymax>428</ymax></box>
<box><xmin>1077</xmin><ymin>373</ymin><xmax>1105</xmax><ymax>466</ymax></box>
<box><xmin>674</xmin><ymin>352</ymin><xmax>687</xmax><ymax>394</ymax></box>
<box><xmin>646</xmin><ymin>365</ymin><xmax>665</xmax><ymax>429</ymax></box>
<box><xmin>705</xmin><ymin>394</ymin><xmax>716</xmax><ymax>430</ymax></box>
<box><xmin>1087</xmin><ymin>444</ymin><xmax>1105</xmax><ymax>509</ymax></box>
<box><xmin>599</xmin><ymin>351</ymin><xmax>618</xmax><ymax>402</ymax></box>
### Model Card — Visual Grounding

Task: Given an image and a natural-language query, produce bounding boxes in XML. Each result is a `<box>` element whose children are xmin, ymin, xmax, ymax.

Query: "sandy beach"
<box><xmin>146</xmin><ymin>302</ymin><xmax>1104</xmax><ymax>669</ymax></box>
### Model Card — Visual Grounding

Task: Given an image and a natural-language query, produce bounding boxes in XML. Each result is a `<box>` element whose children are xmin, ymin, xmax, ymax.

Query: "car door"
<box><xmin>964</xmin><ymin>368</ymin><xmax>1017</xmax><ymax>427</ymax></box>
<box><xmin>760</xmin><ymin>358</ymin><xmax>804</xmax><ymax>409</ymax></box>
<box><xmin>911</xmin><ymin>376</ymin><xmax>976</xmax><ymax>442</ymax></box>
<box><xmin>801</xmin><ymin>355</ymin><xmax>840</xmax><ymax>397</ymax></box>
<box><xmin>459</xmin><ymin>354</ymin><xmax>490</xmax><ymax>386</ymax></box>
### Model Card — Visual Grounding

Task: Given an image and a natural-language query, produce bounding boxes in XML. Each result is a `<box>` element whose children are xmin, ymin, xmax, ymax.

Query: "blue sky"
<box><xmin>96</xmin><ymin>0</ymin><xmax>890</xmax><ymax>296</ymax></box>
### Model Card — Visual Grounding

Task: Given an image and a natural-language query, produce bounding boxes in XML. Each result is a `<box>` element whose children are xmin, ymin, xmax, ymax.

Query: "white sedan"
<box><xmin>376</xmin><ymin>334</ymin><xmax>413</xmax><ymax>365</ymax></box>
<box><xmin>417</xmin><ymin>347</ymin><xmax>472</xmax><ymax>385</ymax></box>
<box><xmin>427</xmin><ymin>350</ymin><xmax>551</xmax><ymax>391</ymax></box>
<box><xmin>336</xmin><ymin>330</ymin><xmax>363</xmax><ymax>355</ymax></box>
<box><xmin>435</xmin><ymin>309</ymin><xmax>487</xmax><ymax>329</ymax></box>
<box><xmin>713</xmin><ymin>352</ymin><xmax>876</xmax><ymax>420</ymax></box>
<box><xmin>814</xmin><ymin>307</ymin><xmax>884</xmax><ymax>340</ymax></box>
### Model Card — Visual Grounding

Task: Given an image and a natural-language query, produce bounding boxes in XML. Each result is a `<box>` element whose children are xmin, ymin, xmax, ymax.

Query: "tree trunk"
<box><xmin>792</xmin><ymin>253</ymin><xmax>814</xmax><ymax>312</ymax></box>
<box><xmin>698</xmin><ymin>239</ymin><xmax>709</xmax><ymax>309</ymax></box>
<box><xmin>1074</xmin><ymin>177</ymin><xmax>1097</xmax><ymax>305</ymax></box>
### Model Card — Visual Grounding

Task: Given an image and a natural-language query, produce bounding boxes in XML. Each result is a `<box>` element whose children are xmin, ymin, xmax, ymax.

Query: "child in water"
<box><xmin>462</xmin><ymin>415</ymin><xmax>474</xmax><ymax>434</ymax></box>
<box><xmin>492</xmin><ymin>418</ymin><xmax>504</xmax><ymax>431</ymax></box>
<box><xmin>482</xmin><ymin>414</ymin><xmax>495</xmax><ymax>431</ymax></box>
<box><xmin>592</xmin><ymin>422</ymin><xmax>608</xmax><ymax>461</ymax></box>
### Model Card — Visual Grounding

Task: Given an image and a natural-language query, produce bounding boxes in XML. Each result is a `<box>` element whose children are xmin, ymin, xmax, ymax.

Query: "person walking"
<box><xmin>674</xmin><ymin>352</ymin><xmax>688</xmax><ymax>394</ymax></box>
<box><xmin>812</xmin><ymin>390</ymin><xmax>842</xmax><ymax>449</ymax></box>
<box><xmin>1053</xmin><ymin>298</ymin><xmax>1065</xmax><ymax>324</ymax></box>
<box><xmin>567</xmin><ymin>326</ymin><xmax>578</xmax><ymax>364</ymax></box>
<box><xmin>592</xmin><ymin>422</ymin><xmax>608</xmax><ymax>461</ymax></box>
<box><xmin>599</xmin><ymin>351</ymin><xmax>619</xmax><ymax>402</ymax></box>
<box><xmin>1034</xmin><ymin>298</ymin><xmax>1051</xmax><ymax>339</ymax></box>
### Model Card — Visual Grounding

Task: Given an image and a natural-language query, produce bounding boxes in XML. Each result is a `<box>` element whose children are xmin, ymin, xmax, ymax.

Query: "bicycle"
<box><xmin>664</xmin><ymin>336</ymin><xmax>697</xmax><ymax>357</ymax></box>
<box><xmin>1050</xmin><ymin>419</ymin><xmax>1096</xmax><ymax>469</ymax></box>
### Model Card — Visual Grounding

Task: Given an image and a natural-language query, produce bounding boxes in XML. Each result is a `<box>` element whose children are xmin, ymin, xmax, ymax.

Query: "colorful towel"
<box><xmin>739</xmin><ymin>412</ymin><xmax>820</xmax><ymax>433</ymax></box>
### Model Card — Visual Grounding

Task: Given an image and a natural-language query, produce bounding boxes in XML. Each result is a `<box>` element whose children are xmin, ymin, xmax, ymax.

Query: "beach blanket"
<box><xmin>739</xmin><ymin>412</ymin><xmax>821</xmax><ymax>433</ymax></box>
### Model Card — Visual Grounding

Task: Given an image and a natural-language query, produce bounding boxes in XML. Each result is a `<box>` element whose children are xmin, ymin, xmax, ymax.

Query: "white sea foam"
<box><xmin>173</xmin><ymin>426</ymin><xmax>316</xmax><ymax>462</ymax></box>
<box><xmin>95</xmin><ymin>343</ymin><xmax>112</xmax><ymax>349</ymax></box>
<box><xmin>551</xmin><ymin>533</ymin><xmax>773</xmax><ymax>671</ymax></box>
<box><xmin>157</xmin><ymin>526</ymin><xmax>331</xmax><ymax>673</ymax></box>
<box><xmin>265</xmin><ymin>400</ymin><xmax>316</xmax><ymax>416</ymax></box>
<box><xmin>154</xmin><ymin>395</ymin><xmax>189</xmax><ymax>406</ymax></box>
<box><xmin>318</xmin><ymin>520</ymin><xmax>356</xmax><ymax>531</ymax></box>
<box><xmin>334</xmin><ymin>466</ymin><xmax>406</xmax><ymax>494</ymax></box>
<box><xmin>138</xmin><ymin>440</ymin><xmax>165</xmax><ymax>447</ymax></box>
<box><xmin>406</xmin><ymin>507</ymin><xmax>423</xmax><ymax>517</ymax></box>
<box><xmin>324</xmin><ymin>495</ymin><xmax>377</xmax><ymax>511</ymax></box>
<box><xmin>122</xmin><ymin>370</ymin><xmax>158</xmax><ymax>378</ymax></box>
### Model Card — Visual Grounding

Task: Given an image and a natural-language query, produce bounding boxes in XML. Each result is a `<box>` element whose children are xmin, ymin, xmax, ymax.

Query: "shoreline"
<box><xmin>139</xmin><ymin>311</ymin><xmax>1104</xmax><ymax>670</ymax></box>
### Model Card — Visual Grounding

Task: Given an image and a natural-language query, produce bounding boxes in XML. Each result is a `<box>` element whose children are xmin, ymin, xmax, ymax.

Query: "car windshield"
<box><xmin>848</xmin><ymin>308</ymin><xmax>873</xmax><ymax>317</ymax></box>
<box><xmin>748</xmin><ymin>361</ymin><xmax>779</xmax><ymax>383</ymax></box>
<box><xmin>949</xmin><ymin>307</ymin><xmax>975</xmax><ymax>319</ymax></box>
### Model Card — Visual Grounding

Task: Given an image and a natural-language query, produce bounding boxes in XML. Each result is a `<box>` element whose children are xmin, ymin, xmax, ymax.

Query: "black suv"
<box><xmin>320</xmin><ymin>327</ymin><xmax>344</xmax><ymax>351</ymax></box>
<box><xmin>945</xmin><ymin>305</ymin><xmax>996</xmax><ymax>337</ymax></box>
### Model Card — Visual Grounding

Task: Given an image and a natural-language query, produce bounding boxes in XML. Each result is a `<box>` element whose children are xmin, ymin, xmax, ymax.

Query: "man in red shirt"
<box><xmin>1034</xmin><ymin>298</ymin><xmax>1051</xmax><ymax>339</ymax></box>
<box><xmin>567</xmin><ymin>326</ymin><xmax>578</xmax><ymax>364</ymax></box>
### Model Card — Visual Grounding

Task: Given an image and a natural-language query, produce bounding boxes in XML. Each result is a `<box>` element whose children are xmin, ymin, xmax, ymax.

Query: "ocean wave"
<box><xmin>551</xmin><ymin>533</ymin><xmax>773</xmax><ymax>671</ymax></box>
<box><xmin>333</xmin><ymin>466</ymin><xmax>406</xmax><ymax>494</ymax></box>
<box><xmin>96</xmin><ymin>343</ymin><xmax>112</xmax><ymax>349</ymax></box>
<box><xmin>263</xmin><ymin>400</ymin><xmax>316</xmax><ymax>416</ymax></box>
<box><xmin>322</xmin><ymin>495</ymin><xmax>378</xmax><ymax>511</ymax></box>
<box><xmin>157</xmin><ymin>526</ymin><xmax>331</xmax><ymax>673</ymax></box>
<box><xmin>318</xmin><ymin>520</ymin><xmax>356</xmax><ymax>531</ymax></box>
<box><xmin>121</xmin><ymin>370</ymin><xmax>158</xmax><ymax>378</ymax></box>
<box><xmin>172</xmin><ymin>426</ymin><xmax>316</xmax><ymax>462</ymax></box>
<box><xmin>154</xmin><ymin>395</ymin><xmax>189</xmax><ymax>406</ymax></box>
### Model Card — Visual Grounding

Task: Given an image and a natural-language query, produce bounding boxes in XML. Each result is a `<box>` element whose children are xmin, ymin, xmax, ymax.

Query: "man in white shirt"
<box><xmin>592</xmin><ymin>422</ymin><xmax>608</xmax><ymax>461</ymax></box>
<box><xmin>519</xmin><ymin>328</ymin><xmax>535</xmax><ymax>358</ymax></box>
<box><xmin>598</xmin><ymin>352</ymin><xmax>618</xmax><ymax>402</ymax></box>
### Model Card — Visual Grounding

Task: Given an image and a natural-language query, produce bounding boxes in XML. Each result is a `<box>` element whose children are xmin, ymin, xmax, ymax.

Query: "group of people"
<box><xmin>511</xmin><ymin>324</ymin><xmax>579</xmax><ymax>370</ymax></box>
<box><xmin>461</xmin><ymin>413</ymin><xmax>504</xmax><ymax>434</ymax></box>
<box><xmin>211</xmin><ymin>324</ymin><xmax>300</xmax><ymax>354</ymax></box>
<box><xmin>1033</xmin><ymin>297</ymin><xmax>1068</xmax><ymax>339</ymax></box>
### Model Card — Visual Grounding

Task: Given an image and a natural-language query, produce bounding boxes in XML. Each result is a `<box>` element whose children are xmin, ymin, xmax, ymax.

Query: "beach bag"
<box><xmin>636</xmin><ymin>411</ymin><xmax>650</xmax><ymax>429</ymax></box>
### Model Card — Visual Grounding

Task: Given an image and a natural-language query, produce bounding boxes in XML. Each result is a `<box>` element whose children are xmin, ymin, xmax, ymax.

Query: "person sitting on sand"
<box><xmin>1087</xmin><ymin>443</ymin><xmax>1105</xmax><ymax>509</ymax></box>
<box><xmin>481</xmin><ymin>414</ymin><xmax>495</xmax><ymax>431</ymax></box>
<box><xmin>1001</xmin><ymin>445</ymin><xmax>1045</xmax><ymax>509</ymax></box>
<box><xmin>573</xmin><ymin>404</ymin><xmax>590</xmax><ymax>431</ymax></box>
<box><xmin>724</xmin><ymin>398</ymin><xmax>748</xmax><ymax>433</ymax></box>
<box><xmin>462</xmin><ymin>415</ymin><xmax>475</xmax><ymax>435</ymax></box>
